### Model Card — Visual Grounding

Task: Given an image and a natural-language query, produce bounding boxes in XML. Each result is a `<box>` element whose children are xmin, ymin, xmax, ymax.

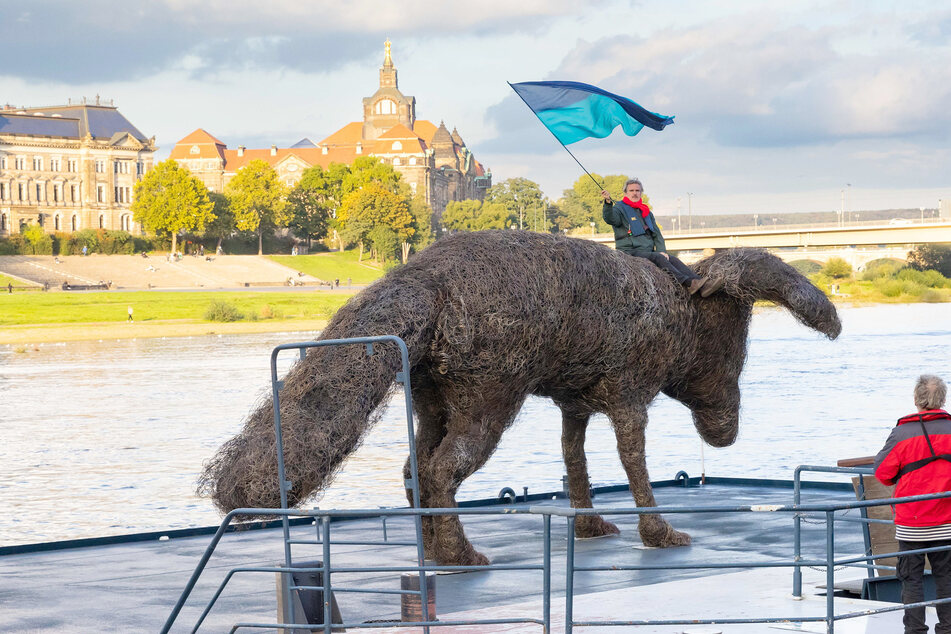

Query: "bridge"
<box><xmin>591</xmin><ymin>218</ymin><xmax>951</xmax><ymax>268</ymax></box>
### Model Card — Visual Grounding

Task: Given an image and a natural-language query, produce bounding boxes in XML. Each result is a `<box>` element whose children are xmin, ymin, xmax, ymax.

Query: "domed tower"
<box><xmin>362</xmin><ymin>40</ymin><xmax>416</xmax><ymax>141</ymax></box>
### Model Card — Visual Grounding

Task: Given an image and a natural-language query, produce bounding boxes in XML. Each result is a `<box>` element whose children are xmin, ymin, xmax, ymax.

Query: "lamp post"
<box><xmin>590</xmin><ymin>221</ymin><xmax>596</xmax><ymax>236</ymax></box>
<box><xmin>677</xmin><ymin>196</ymin><xmax>682</xmax><ymax>231</ymax></box>
<box><xmin>687</xmin><ymin>192</ymin><xmax>694</xmax><ymax>230</ymax></box>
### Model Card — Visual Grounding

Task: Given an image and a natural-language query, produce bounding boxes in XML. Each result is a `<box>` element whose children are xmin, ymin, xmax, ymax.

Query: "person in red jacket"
<box><xmin>875</xmin><ymin>374</ymin><xmax>951</xmax><ymax>634</ymax></box>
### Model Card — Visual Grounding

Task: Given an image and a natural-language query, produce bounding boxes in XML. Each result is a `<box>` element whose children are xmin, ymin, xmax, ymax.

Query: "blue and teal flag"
<box><xmin>509</xmin><ymin>80</ymin><xmax>674</xmax><ymax>145</ymax></box>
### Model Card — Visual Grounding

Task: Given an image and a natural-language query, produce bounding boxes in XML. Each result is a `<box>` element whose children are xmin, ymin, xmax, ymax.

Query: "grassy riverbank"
<box><xmin>269</xmin><ymin>250</ymin><xmax>385</xmax><ymax>284</ymax></box>
<box><xmin>0</xmin><ymin>290</ymin><xmax>354</xmax><ymax>344</ymax></box>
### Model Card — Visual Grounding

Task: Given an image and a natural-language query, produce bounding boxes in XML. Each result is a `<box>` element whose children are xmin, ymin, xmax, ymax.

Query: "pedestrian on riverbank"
<box><xmin>601</xmin><ymin>179</ymin><xmax>722</xmax><ymax>297</ymax></box>
<box><xmin>127</xmin><ymin>306</ymin><xmax>134</xmax><ymax>323</ymax></box>
<box><xmin>874</xmin><ymin>374</ymin><xmax>951</xmax><ymax>634</ymax></box>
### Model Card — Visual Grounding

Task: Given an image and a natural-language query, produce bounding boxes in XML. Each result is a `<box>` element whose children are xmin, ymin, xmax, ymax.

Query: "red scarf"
<box><xmin>622</xmin><ymin>197</ymin><xmax>651</xmax><ymax>218</ymax></box>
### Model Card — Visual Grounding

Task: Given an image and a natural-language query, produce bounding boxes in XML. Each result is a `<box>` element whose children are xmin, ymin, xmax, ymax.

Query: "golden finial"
<box><xmin>384</xmin><ymin>38</ymin><xmax>393</xmax><ymax>66</ymax></box>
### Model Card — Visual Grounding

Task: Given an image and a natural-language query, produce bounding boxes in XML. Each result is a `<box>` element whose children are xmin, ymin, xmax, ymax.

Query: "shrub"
<box><xmin>20</xmin><ymin>224</ymin><xmax>53</xmax><ymax>255</ymax></box>
<box><xmin>259</xmin><ymin>304</ymin><xmax>284</xmax><ymax>320</ymax></box>
<box><xmin>821</xmin><ymin>257</ymin><xmax>852</xmax><ymax>279</ymax></box>
<box><xmin>69</xmin><ymin>229</ymin><xmax>100</xmax><ymax>254</ymax></box>
<box><xmin>204</xmin><ymin>300</ymin><xmax>243</xmax><ymax>322</ymax></box>
<box><xmin>788</xmin><ymin>259</ymin><xmax>822</xmax><ymax>275</ymax></box>
<box><xmin>876</xmin><ymin>279</ymin><xmax>903</xmax><ymax>297</ymax></box>
<box><xmin>0</xmin><ymin>234</ymin><xmax>26</xmax><ymax>255</ymax></box>
<box><xmin>921</xmin><ymin>289</ymin><xmax>947</xmax><ymax>303</ymax></box>
<box><xmin>98</xmin><ymin>230</ymin><xmax>136</xmax><ymax>254</ymax></box>
<box><xmin>896</xmin><ymin>268</ymin><xmax>950</xmax><ymax>288</ymax></box>
<box><xmin>861</xmin><ymin>258</ymin><xmax>904</xmax><ymax>281</ymax></box>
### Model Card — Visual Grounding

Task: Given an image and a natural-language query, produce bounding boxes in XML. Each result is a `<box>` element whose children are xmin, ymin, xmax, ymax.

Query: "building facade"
<box><xmin>170</xmin><ymin>41</ymin><xmax>490</xmax><ymax>219</ymax></box>
<box><xmin>0</xmin><ymin>97</ymin><xmax>156</xmax><ymax>235</ymax></box>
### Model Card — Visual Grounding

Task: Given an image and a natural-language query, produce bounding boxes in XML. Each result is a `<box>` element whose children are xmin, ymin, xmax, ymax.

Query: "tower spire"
<box><xmin>383</xmin><ymin>38</ymin><xmax>393</xmax><ymax>68</ymax></box>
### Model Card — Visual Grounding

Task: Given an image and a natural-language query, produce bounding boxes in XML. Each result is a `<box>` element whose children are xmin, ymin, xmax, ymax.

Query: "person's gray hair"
<box><xmin>914</xmin><ymin>374</ymin><xmax>947</xmax><ymax>410</ymax></box>
<box><xmin>623</xmin><ymin>178</ymin><xmax>643</xmax><ymax>193</ymax></box>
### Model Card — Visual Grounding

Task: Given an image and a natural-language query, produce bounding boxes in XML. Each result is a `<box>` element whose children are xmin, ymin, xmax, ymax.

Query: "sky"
<box><xmin>2</xmin><ymin>0</ymin><xmax>949</xmax><ymax>216</ymax></box>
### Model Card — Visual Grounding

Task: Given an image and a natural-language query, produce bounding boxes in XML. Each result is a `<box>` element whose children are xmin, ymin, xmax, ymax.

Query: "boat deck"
<box><xmin>0</xmin><ymin>479</ymin><xmax>926</xmax><ymax>632</ymax></box>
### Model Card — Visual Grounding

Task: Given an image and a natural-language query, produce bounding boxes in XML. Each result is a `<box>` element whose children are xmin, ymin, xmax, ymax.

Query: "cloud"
<box><xmin>483</xmin><ymin>11</ymin><xmax>951</xmax><ymax>151</ymax></box>
<box><xmin>0</xmin><ymin>0</ymin><xmax>601</xmax><ymax>83</ymax></box>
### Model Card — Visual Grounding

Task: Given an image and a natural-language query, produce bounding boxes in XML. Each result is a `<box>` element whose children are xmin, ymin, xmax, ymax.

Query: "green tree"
<box><xmin>408</xmin><ymin>194</ymin><xmax>435</xmax><ymax>256</ymax></box>
<box><xmin>442</xmin><ymin>199</ymin><xmax>516</xmax><ymax>232</ymax></box>
<box><xmin>204</xmin><ymin>192</ymin><xmax>235</xmax><ymax>253</ymax></box>
<box><xmin>343</xmin><ymin>156</ymin><xmax>403</xmax><ymax>196</ymax></box>
<box><xmin>225</xmin><ymin>159</ymin><xmax>291</xmax><ymax>255</ymax></box>
<box><xmin>339</xmin><ymin>182</ymin><xmax>415</xmax><ymax>262</ymax></box>
<box><xmin>559</xmin><ymin>173</ymin><xmax>632</xmax><ymax>232</ymax></box>
<box><xmin>21</xmin><ymin>223</ymin><xmax>53</xmax><ymax>255</ymax></box>
<box><xmin>908</xmin><ymin>244</ymin><xmax>951</xmax><ymax>277</ymax></box>
<box><xmin>821</xmin><ymin>257</ymin><xmax>853</xmax><ymax>279</ymax></box>
<box><xmin>287</xmin><ymin>165</ymin><xmax>336</xmax><ymax>248</ymax></box>
<box><xmin>132</xmin><ymin>159</ymin><xmax>215</xmax><ymax>254</ymax></box>
<box><xmin>485</xmin><ymin>178</ymin><xmax>546</xmax><ymax>230</ymax></box>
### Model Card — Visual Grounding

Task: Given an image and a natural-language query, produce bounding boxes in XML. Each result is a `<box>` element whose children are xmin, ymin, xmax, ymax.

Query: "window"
<box><xmin>97</xmin><ymin>184</ymin><xmax>105</xmax><ymax>203</ymax></box>
<box><xmin>95</xmin><ymin>160</ymin><xmax>105</xmax><ymax>173</ymax></box>
<box><xmin>55</xmin><ymin>215</ymin><xmax>60</xmax><ymax>230</ymax></box>
<box><xmin>67</xmin><ymin>159</ymin><xmax>78</xmax><ymax>172</ymax></box>
<box><xmin>70</xmin><ymin>184</ymin><xmax>79</xmax><ymax>202</ymax></box>
<box><xmin>15</xmin><ymin>156</ymin><xmax>25</xmax><ymax>170</ymax></box>
<box><xmin>36</xmin><ymin>183</ymin><xmax>44</xmax><ymax>201</ymax></box>
<box><xmin>409</xmin><ymin>157</ymin><xmax>417</xmax><ymax>166</ymax></box>
<box><xmin>190</xmin><ymin>145</ymin><xmax>200</xmax><ymax>155</ymax></box>
<box><xmin>50</xmin><ymin>158</ymin><xmax>61</xmax><ymax>172</ymax></box>
<box><xmin>99</xmin><ymin>215</ymin><xmax>104</xmax><ymax>228</ymax></box>
<box><xmin>33</xmin><ymin>157</ymin><xmax>43</xmax><ymax>171</ymax></box>
<box><xmin>71</xmin><ymin>215</ymin><xmax>78</xmax><ymax>231</ymax></box>
<box><xmin>0</xmin><ymin>156</ymin><xmax>6</xmax><ymax>169</ymax></box>
<box><xmin>53</xmin><ymin>184</ymin><xmax>62</xmax><ymax>202</ymax></box>
<box><xmin>392</xmin><ymin>157</ymin><xmax>401</xmax><ymax>166</ymax></box>
<box><xmin>1</xmin><ymin>214</ymin><xmax>5</xmax><ymax>231</ymax></box>
<box><xmin>375</xmin><ymin>99</ymin><xmax>397</xmax><ymax>115</ymax></box>
<box><xmin>18</xmin><ymin>183</ymin><xmax>26</xmax><ymax>201</ymax></box>
<box><xmin>0</xmin><ymin>183</ymin><xmax>5</xmax><ymax>200</ymax></box>
<box><xmin>391</xmin><ymin>141</ymin><xmax>403</xmax><ymax>151</ymax></box>
<box><xmin>114</xmin><ymin>160</ymin><xmax>130</xmax><ymax>174</ymax></box>
<box><xmin>136</xmin><ymin>161</ymin><xmax>144</xmax><ymax>176</ymax></box>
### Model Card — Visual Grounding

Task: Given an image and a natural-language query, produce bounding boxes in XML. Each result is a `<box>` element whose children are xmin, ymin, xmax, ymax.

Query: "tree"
<box><xmin>288</xmin><ymin>165</ymin><xmax>336</xmax><ymax>248</ymax></box>
<box><xmin>484</xmin><ymin>178</ymin><xmax>546</xmax><ymax>230</ymax></box>
<box><xmin>408</xmin><ymin>194</ymin><xmax>435</xmax><ymax>257</ymax></box>
<box><xmin>339</xmin><ymin>182</ymin><xmax>415</xmax><ymax>262</ymax></box>
<box><xmin>203</xmin><ymin>192</ymin><xmax>235</xmax><ymax>253</ymax></box>
<box><xmin>558</xmin><ymin>173</ymin><xmax>632</xmax><ymax>232</ymax></box>
<box><xmin>441</xmin><ymin>199</ymin><xmax>516</xmax><ymax>232</ymax></box>
<box><xmin>908</xmin><ymin>244</ymin><xmax>951</xmax><ymax>277</ymax></box>
<box><xmin>821</xmin><ymin>257</ymin><xmax>853</xmax><ymax>279</ymax></box>
<box><xmin>225</xmin><ymin>159</ymin><xmax>291</xmax><ymax>255</ymax></box>
<box><xmin>21</xmin><ymin>223</ymin><xmax>53</xmax><ymax>255</ymax></box>
<box><xmin>132</xmin><ymin>159</ymin><xmax>215</xmax><ymax>254</ymax></box>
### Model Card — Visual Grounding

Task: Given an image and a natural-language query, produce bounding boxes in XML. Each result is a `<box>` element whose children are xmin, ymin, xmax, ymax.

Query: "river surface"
<box><xmin>1</xmin><ymin>303</ymin><xmax>950</xmax><ymax>546</ymax></box>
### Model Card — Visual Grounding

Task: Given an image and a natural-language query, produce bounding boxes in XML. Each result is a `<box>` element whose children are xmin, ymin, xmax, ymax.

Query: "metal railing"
<box><xmin>162</xmin><ymin>337</ymin><xmax>951</xmax><ymax>632</ymax></box>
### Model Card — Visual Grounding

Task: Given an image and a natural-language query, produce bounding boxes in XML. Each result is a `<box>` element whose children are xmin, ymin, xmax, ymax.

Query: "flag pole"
<box><xmin>507</xmin><ymin>81</ymin><xmax>604</xmax><ymax>192</ymax></box>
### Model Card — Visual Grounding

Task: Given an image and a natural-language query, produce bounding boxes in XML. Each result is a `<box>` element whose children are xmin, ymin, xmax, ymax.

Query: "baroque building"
<box><xmin>0</xmin><ymin>97</ymin><xmax>156</xmax><ymax>235</ymax></box>
<box><xmin>170</xmin><ymin>41</ymin><xmax>490</xmax><ymax>218</ymax></box>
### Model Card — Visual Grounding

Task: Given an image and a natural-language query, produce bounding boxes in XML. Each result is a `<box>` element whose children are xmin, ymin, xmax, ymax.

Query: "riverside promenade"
<box><xmin>0</xmin><ymin>254</ymin><xmax>327</xmax><ymax>290</ymax></box>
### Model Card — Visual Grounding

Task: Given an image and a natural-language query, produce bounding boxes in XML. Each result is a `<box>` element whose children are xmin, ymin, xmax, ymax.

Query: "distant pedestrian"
<box><xmin>199</xmin><ymin>244</ymin><xmax>204</xmax><ymax>256</ymax></box>
<box><xmin>81</xmin><ymin>245</ymin><xmax>88</xmax><ymax>256</ymax></box>
<box><xmin>334</xmin><ymin>278</ymin><xmax>340</xmax><ymax>289</ymax></box>
<box><xmin>127</xmin><ymin>306</ymin><xmax>134</xmax><ymax>322</ymax></box>
<box><xmin>216</xmin><ymin>245</ymin><xmax>223</xmax><ymax>256</ymax></box>
<box><xmin>7</xmin><ymin>283</ymin><xmax>12</xmax><ymax>294</ymax></box>
<box><xmin>875</xmin><ymin>375</ymin><xmax>951</xmax><ymax>634</ymax></box>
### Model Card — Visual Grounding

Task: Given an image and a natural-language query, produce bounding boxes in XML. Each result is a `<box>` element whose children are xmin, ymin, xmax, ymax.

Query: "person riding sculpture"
<box><xmin>602</xmin><ymin>179</ymin><xmax>722</xmax><ymax>297</ymax></box>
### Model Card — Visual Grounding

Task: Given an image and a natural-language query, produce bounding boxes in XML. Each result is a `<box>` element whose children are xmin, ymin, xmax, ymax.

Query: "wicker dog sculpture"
<box><xmin>200</xmin><ymin>230</ymin><xmax>840</xmax><ymax>565</ymax></box>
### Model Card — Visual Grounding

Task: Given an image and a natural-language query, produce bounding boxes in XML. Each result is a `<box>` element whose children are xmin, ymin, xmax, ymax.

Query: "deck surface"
<box><xmin>0</xmin><ymin>481</ymin><xmax>923</xmax><ymax>632</ymax></box>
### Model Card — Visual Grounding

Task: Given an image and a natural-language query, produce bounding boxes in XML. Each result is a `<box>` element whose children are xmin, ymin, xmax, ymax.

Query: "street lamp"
<box><xmin>590</xmin><ymin>221</ymin><xmax>596</xmax><ymax>236</ymax></box>
<box><xmin>687</xmin><ymin>192</ymin><xmax>694</xmax><ymax>230</ymax></box>
<box><xmin>676</xmin><ymin>196</ymin><xmax>682</xmax><ymax>231</ymax></box>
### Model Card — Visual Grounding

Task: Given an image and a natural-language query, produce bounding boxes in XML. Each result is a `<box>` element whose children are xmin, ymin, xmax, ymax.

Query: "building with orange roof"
<box><xmin>170</xmin><ymin>41</ymin><xmax>490</xmax><ymax>220</ymax></box>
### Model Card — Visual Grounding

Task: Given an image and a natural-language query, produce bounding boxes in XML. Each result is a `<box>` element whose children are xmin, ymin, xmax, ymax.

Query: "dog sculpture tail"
<box><xmin>198</xmin><ymin>266</ymin><xmax>441</xmax><ymax>513</ymax></box>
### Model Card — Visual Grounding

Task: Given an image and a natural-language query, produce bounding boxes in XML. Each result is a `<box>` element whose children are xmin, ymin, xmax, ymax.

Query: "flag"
<box><xmin>509</xmin><ymin>80</ymin><xmax>674</xmax><ymax>145</ymax></box>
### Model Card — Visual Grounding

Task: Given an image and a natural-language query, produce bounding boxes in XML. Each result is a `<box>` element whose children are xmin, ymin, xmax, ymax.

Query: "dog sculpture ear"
<box><xmin>695</xmin><ymin>249</ymin><xmax>841</xmax><ymax>339</ymax></box>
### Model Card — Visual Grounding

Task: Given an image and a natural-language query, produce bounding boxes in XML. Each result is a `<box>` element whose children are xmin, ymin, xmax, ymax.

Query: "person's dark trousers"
<box><xmin>898</xmin><ymin>539</ymin><xmax>951</xmax><ymax>634</ymax></box>
<box><xmin>625</xmin><ymin>250</ymin><xmax>700</xmax><ymax>285</ymax></box>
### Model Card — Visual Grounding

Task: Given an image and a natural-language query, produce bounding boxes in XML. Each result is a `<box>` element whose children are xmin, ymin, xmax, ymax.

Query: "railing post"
<box><xmin>270</xmin><ymin>347</ymin><xmax>295</xmax><ymax>627</ymax></box>
<box><xmin>543</xmin><ymin>514</ymin><xmax>551</xmax><ymax>633</ymax></box>
<box><xmin>793</xmin><ymin>466</ymin><xmax>803</xmax><ymax>598</ymax></box>
<box><xmin>856</xmin><ymin>474</ymin><xmax>874</xmax><ymax>581</ymax></box>
<box><xmin>565</xmin><ymin>516</ymin><xmax>575</xmax><ymax>634</ymax></box>
<box><xmin>322</xmin><ymin>517</ymin><xmax>332</xmax><ymax>634</ymax></box>
<box><xmin>826</xmin><ymin>510</ymin><xmax>835</xmax><ymax>634</ymax></box>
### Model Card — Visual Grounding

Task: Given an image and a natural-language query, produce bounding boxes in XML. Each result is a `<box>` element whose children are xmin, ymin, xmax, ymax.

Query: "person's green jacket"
<box><xmin>602</xmin><ymin>200</ymin><xmax>666</xmax><ymax>255</ymax></box>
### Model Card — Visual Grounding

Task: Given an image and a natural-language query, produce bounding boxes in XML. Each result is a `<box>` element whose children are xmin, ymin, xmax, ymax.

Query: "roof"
<box><xmin>319</xmin><ymin>121</ymin><xmax>363</xmax><ymax>146</ymax></box>
<box><xmin>18</xmin><ymin>104</ymin><xmax>149</xmax><ymax>142</ymax></box>
<box><xmin>413</xmin><ymin>119</ymin><xmax>438</xmax><ymax>143</ymax></box>
<box><xmin>0</xmin><ymin>113</ymin><xmax>81</xmax><ymax>138</ymax></box>
<box><xmin>221</xmin><ymin>146</ymin><xmax>358</xmax><ymax>173</ymax></box>
<box><xmin>169</xmin><ymin>128</ymin><xmax>227</xmax><ymax>160</ymax></box>
<box><xmin>376</xmin><ymin>123</ymin><xmax>422</xmax><ymax>140</ymax></box>
<box><xmin>290</xmin><ymin>138</ymin><xmax>317</xmax><ymax>148</ymax></box>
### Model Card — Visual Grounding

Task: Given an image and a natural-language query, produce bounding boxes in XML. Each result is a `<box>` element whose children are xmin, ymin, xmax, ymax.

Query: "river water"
<box><xmin>1</xmin><ymin>303</ymin><xmax>949</xmax><ymax>546</ymax></box>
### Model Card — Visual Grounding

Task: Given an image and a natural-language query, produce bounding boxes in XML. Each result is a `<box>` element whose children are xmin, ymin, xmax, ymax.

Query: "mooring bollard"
<box><xmin>400</xmin><ymin>572</ymin><xmax>436</xmax><ymax>622</ymax></box>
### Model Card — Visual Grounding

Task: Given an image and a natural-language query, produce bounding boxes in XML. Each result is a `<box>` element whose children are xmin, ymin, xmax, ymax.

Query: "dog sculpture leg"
<box><xmin>608</xmin><ymin>402</ymin><xmax>691</xmax><ymax>547</ymax></box>
<box><xmin>560</xmin><ymin>405</ymin><xmax>620</xmax><ymax>538</ymax></box>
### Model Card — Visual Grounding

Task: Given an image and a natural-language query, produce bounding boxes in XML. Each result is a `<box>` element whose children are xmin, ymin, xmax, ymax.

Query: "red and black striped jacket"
<box><xmin>874</xmin><ymin>409</ymin><xmax>951</xmax><ymax>527</ymax></box>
